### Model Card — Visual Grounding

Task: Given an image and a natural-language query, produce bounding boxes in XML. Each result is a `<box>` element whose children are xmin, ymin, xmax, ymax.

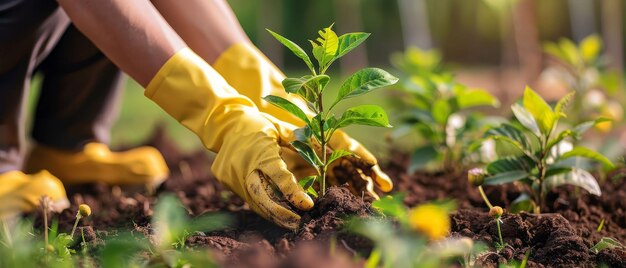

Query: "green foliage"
<box><xmin>153</xmin><ymin>194</ymin><xmax>231</xmax><ymax>250</ymax></box>
<box><xmin>482</xmin><ymin>87</ymin><xmax>614</xmax><ymax>213</ymax></box>
<box><xmin>542</xmin><ymin>34</ymin><xmax>623</xmax><ymax>129</ymax></box>
<box><xmin>0</xmin><ymin>194</ymin><xmax>230</xmax><ymax>267</ymax></box>
<box><xmin>265</xmin><ymin>24</ymin><xmax>398</xmax><ymax>196</ymax></box>
<box><xmin>353</xmin><ymin>198</ymin><xmax>477</xmax><ymax>268</ymax></box>
<box><xmin>589</xmin><ymin>237</ymin><xmax>624</xmax><ymax>254</ymax></box>
<box><xmin>391</xmin><ymin>47</ymin><xmax>500</xmax><ymax>172</ymax></box>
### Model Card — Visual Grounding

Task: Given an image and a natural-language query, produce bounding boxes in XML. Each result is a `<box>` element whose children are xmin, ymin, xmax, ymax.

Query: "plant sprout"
<box><xmin>469</xmin><ymin>168</ymin><xmax>506</xmax><ymax>251</ymax></box>
<box><xmin>391</xmin><ymin>47</ymin><xmax>500</xmax><ymax>172</ymax></box>
<box><xmin>479</xmin><ymin>86</ymin><xmax>614</xmax><ymax>213</ymax></box>
<box><xmin>265</xmin><ymin>24</ymin><xmax>398</xmax><ymax>196</ymax></box>
<box><xmin>70</xmin><ymin>204</ymin><xmax>91</xmax><ymax>238</ymax></box>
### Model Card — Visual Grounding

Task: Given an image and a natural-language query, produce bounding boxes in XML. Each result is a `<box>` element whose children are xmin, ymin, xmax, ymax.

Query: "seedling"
<box><xmin>489</xmin><ymin>206</ymin><xmax>505</xmax><ymax>251</ymax></box>
<box><xmin>265</xmin><ymin>24</ymin><xmax>398</xmax><ymax>196</ymax></box>
<box><xmin>153</xmin><ymin>194</ymin><xmax>230</xmax><ymax>250</ymax></box>
<box><xmin>590</xmin><ymin>237</ymin><xmax>624</xmax><ymax>254</ymax></box>
<box><xmin>350</xmin><ymin>195</ymin><xmax>472</xmax><ymax>267</ymax></box>
<box><xmin>543</xmin><ymin>34</ymin><xmax>623</xmax><ymax>128</ymax></box>
<box><xmin>469</xmin><ymin>168</ymin><xmax>507</xmax><ymax>251</ymax></box>
<box><xmin>481</xmin><ymin>86</ymin><xmax>614</xmax><ymax>213</ymax></box>
<box><xmin>391</xmin><ymin>47</ymin><xmax>500</xmax><ymax>172</ymax></box>
<box><xmin>70</xmin><ymin>204</ymin><xmax>91</xmax><ymax>238</ymax></box>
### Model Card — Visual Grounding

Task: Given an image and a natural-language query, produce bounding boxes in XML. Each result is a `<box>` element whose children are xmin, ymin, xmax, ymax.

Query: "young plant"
<box><xmin>152</xmin><ymin>194</ymin><xmax>230</xmax><ymax>250</ymax></box>
<box><xmin>265</xmin><ymin>24</ymin><xmax>398</xmax><ymax>196</ymax></box>
<box><xmin>543</xmin><ymin>34</ymin><xmax>623</xmax><ymax>129</ymax></box>
<box><xmin>391</xmin><ymin>47</ymin><xmax>500</xmax><ymax>172</ymax></box>
<box><xmin>349</xmin><ymin>195</ymin><xmax>476</xmax><ymax>267</ymax></box>
<box><xmin>70</xmin><ymin>204</ymin><xmax>91</xmax><ymax>238</ymax></box>
<box><xmin>469</xmin><ymin>168</ymin><xmax>506</xmax><ymax>252</ymax></box>
<box><xmin>480</xmin><ymin>86</ymin><xmax>614</xmax><ymax>213</ymax></box>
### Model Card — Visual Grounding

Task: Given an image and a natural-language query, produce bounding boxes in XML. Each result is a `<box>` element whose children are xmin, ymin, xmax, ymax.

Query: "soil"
<box><xmin>35</xmin><ymin>131</ymin><xmax>626</xmax><ymax>267</ymax></box>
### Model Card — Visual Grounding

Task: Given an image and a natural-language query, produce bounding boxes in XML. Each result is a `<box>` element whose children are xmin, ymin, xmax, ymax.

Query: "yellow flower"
<box><xmin>78</xmin><ymin>204</ymin><xmax>92</xmax><ymax>217</ymax></box>
<box><xmin>408</xmin><ymin>204</ymin><xmax>450</xmax><ymax>240</ymax></box>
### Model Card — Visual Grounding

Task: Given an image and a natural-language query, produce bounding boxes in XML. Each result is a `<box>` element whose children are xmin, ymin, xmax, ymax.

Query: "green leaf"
<box><xmin>335</xmin><ymin>32</ymin><xmax>370</xmax><ymax>59</ymax></box>
<box><xmin>554</xmin><ymin>91</ymin><xmax>575</xmax><ymax>117</ymax></box>
<box><xmin>484</xmin><ymin>170</ymin><xmax>529</xmax><ymax>185</ymax></box>
<box><xmin>485</xmin><ymin>124</ymin><xmax>532</xmax><ymax>154</ymax></box>
<box><xmin>546</xmin><ymin>119</ymin><xmax>610</xmax><ymax>150</ymax></box>
<box><xmin>486</xmin><ymin>155</ymin><xmax>535</xmax><ymax>174</ymax></box>
<box><xmin>408</xmin><ymin>144</ymin><xmax>438</xmax><ymax>173</ymax></box>
<box><xmin>337</xmin><ymin>105</ymin><xmax>391</xmax><ymax>128</ymax></box>
<box><xmin>580</xmin><ymin>34</ymin><xmax>602</xmax><ymax>64</ymax></box>
<box><xmin>559</xmin><ymin>38</ymin><xmax>582</xmax><ymax>66</ymax></box>
<box><xmin>456</xmin><ymin>88</ymin><xmax>500</xmax><ymax>109</ymax></box>
<box><xmin>544</xmin><ymin>42</ymin><xmax>567</xmax><ymax>63</ymax></box>
<box><xmin>294</xmin><ymin>126</ymin><xmax>312</xmax><ymax>142</ymax></box>
<box><xmin>559</xmin><ymin>146</ymin><xmax>614</xmax><ymax>169</ymax></box>
<box><xmin>545</xmin><ymin>166</ymin><xmax>574</xmax><ymax>177</ymax></box>
<box><xmin>298</xmin><ymin>176</ymin><xmax>318</xmax><ymax>198</ymax></box>
<box><xmin>544</xmin><ymin>168</ymin><xmax>601</xmax><ymax>196</ymax></box>
<box><xmin>511</xmin><ymin>103</ymin><xmax>541</xmax><ymax>137</ymax></box>
<box><xmin>432</xmin><ymin>99</ymin><xmax>452</xmax><ymax>124</ymax></box>
<box><xmin>282</xmin><ymin>74</ymin><xmax>330</xmax><ymax>95</ymax></box>
<box><xmin>510</xmin><ymin>193</ymin><xmax>535</xmax><ymax>213</ymax></box>
<box><xmin>291</xmin><ymin>140</ymin><xmax>322</xmax><ymax>167</ymax></box>
<box><xmin>327</xmin><ymin>149</ymin><xmax>355</xmax><ymax>167</ymax></box>
<box><xmin>522</xmin><ymin>86</ymin><xmax>556</xmax><ymax>134</ymax></box>
<box><xmin>590</xmin><ymin>237</ymin><xmax>624</xmax><ymax>254</ymax></box>
<box><xmin>310</xmin><ymin>24</ymin><xmax>339</xmax><ymax>69</ymax></box>
<box><xmin>572</xmin><ymin>118</ymin><xmax>612</xmax><ymax>135</ymax></box>
<box><xmin>266</xmin><ymin>29</ymin><xmax>316</xmax><ymax>74</ymax></box>
<box><xmin>372</xmin><ymin>193</ymin><xmax>407</xmax><ymax>221</ymax></box>
<box><xmin>263</xmin><ymin>95</ymin><xmax>310</xmax><ymax>124</ymax></box>
<box><xmin>334</xmin><ymin>68</ymin><xmax>398</xmax><ymax>106</ymax></box>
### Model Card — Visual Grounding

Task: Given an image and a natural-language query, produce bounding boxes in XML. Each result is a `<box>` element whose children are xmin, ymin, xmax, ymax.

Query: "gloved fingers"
<box><xmin>327</xmin><ymin>130</ymin><xmax>377</xmax><ymax>165</ymax></box>
<box><xmin>371</xmin><ymin>165</ymin><xmax>393</xmax><ymax>192</ymax></box>
<box><xmin>244</xmin><ymin>170</ymin><xmax>301</xmax><ymax>230</ymax></box>
<box><xmin>326</xmin><ymin>158</ymin><xmax>379</xmax><ymax>200</ymax></box>
<box><xmin>258</xmin><ymin>156</ymin><xmax>314</xmax><ymax>211</ymax></box>
<box><xmin>326</xmin><ymin>130</ymin><xmax>394</xmax><ymax>193</ymax></box>
<box><xmin>261</xmin><ymin>113</ymin><xmax>298</xmax><ymax>146</ymax></box>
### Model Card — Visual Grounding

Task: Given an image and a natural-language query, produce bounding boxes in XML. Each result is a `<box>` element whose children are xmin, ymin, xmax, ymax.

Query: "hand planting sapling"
<box><xmin>265</xmin><ymin>25</ymin><xmax>398</xmax><ymax>196</ymax></box>
<box><xmin>479</xmin><ymin>86</ymin><xmax>614</xmax><ymax>213</ymax></box>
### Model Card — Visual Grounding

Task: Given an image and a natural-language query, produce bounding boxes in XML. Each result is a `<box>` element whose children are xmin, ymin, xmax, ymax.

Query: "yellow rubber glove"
<box><xmin>145</xmin><ymin>48</ymin><xmax>313</xmax><ymax>230</ymax></box>
<box><xmin>214</xmin><ymin>43</ymin><xmax>393</xmax><ymax>198</ymax></box>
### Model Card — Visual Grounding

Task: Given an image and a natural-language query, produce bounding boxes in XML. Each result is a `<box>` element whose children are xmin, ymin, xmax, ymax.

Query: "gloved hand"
<box><xmin>145</xmin><ymin>48</ymin><xmax>313</xmax><ymax>229</ymax></box>
<box><xmin>213</xmin><ymin>43</ymin><xmax>393</xmax><ymax>198</ymax></box>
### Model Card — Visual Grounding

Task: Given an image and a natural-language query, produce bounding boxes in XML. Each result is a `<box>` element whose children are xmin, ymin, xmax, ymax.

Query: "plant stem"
<box><xmin>478</xmin><ymin>186</ymin><xmax>493</xmax><ymax>209</ymax></box>
<box><xmin>318</xmin><ymin>90</ymin><xmax>327</xmax><ymax>196</ymax></box>
<box><xmin>43</xmin><ymin>204</ymin><xmax>49</xmax><ymax>247</ymax></box>
<box><xmin>70</xmin><ymin>214</ymin><xmax>82</xmax><ymax>239</ymax></box>
<box><xmin>495</xmin><ymin>216</ymin><xmax>505</xmax><ymax>250</ymax></box>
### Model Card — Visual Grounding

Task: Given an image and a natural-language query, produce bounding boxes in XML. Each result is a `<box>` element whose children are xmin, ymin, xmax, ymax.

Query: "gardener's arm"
<box><xmin>57</xmin><ymin>0</ymin><xmax>184</xmax><ymax>87</ymax></box>
<box><xmin>151</xmin><ymin>0</ymin><xmax>394</xmax><ymax>198</ymax></box>
<box><xmin>57</xmin><ymin>0</ymin><xmax>313</xmax><ymax>229</ymax></box>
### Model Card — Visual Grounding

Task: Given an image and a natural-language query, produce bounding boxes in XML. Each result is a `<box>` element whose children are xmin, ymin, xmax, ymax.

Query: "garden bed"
<box><xmin>42</xmin><ymin>130</ymin><xmax>626</xmax><ymax>267</ymax></box>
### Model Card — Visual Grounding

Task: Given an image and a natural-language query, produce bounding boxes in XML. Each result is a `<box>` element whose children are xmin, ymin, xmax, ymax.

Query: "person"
<box><xmin>0</xmin><ymin>0</ymin><xmax>392</xmax><ymax>229</ymax></box>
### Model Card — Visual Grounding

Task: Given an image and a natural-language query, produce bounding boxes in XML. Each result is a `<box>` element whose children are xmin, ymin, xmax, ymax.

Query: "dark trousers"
<box><xmin>0</xmin><ymin>0</ymin><xmax>124</xmax><ymax>173</ymax></box>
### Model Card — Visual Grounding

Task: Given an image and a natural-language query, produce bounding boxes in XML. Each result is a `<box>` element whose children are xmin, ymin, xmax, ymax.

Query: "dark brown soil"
<box><xmin>387</xmin><ymin>152</ymin><xmax>626</xmax><ymax>267</ymax></box>
<box><xmin>34</xmin><ymin>132</ymin><xmax>626</xmax><ymax>267</ymax></box>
